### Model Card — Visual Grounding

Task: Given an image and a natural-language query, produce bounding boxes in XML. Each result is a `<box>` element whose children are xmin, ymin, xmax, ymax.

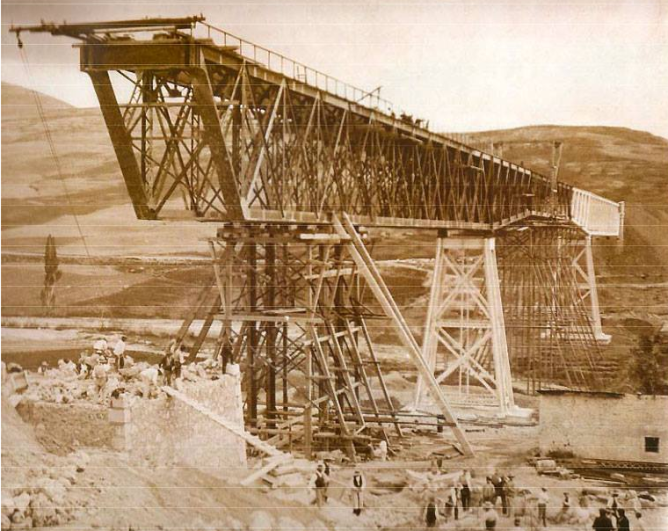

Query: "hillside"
<box><xmin>469</xmin><ymin>125</ymin><xmax>668</xmax><ymax>274</ymax></box>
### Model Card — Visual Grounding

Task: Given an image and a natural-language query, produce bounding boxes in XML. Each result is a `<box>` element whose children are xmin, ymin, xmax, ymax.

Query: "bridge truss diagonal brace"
<box><xmin>87</xmin><ymin>70</ymin><xmax>156</xmax><ymax>220</ymax></box>
<box><xmin>414</xmin><ymin>237</ymin><xmax>515</xmax><ymax>416</ymax></box>
<box><xmin>189</xmin><ymin>64</ymin><xmax>248</xmax><ymax>220</ymax></box>
<box><xmin>333</xmin><ymin>213</ymin><xmax>474</xmax><ymax>456</ymax></box>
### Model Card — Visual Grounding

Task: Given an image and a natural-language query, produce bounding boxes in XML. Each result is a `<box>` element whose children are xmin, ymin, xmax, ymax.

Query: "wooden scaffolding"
<box><xmin>174</xmin><ymin>219</ymin><xmax>473</xmax><ymax>459</ymax></box>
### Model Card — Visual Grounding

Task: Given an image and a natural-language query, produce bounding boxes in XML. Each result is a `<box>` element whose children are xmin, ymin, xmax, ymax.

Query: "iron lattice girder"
<box><xmin>77</xmin><ymin>37</ymin><xmax>573</xmax><ymax>228</ymax></box>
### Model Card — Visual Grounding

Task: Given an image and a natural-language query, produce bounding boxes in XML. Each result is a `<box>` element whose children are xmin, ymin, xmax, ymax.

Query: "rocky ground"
<box><xmin>2</xmin><ymin>347</ymin><xmax>667</xmax><ymax>531</ymax></box>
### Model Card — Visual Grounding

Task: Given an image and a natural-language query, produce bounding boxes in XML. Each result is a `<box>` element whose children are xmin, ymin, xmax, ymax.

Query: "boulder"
<box><xmin>12</xmin><ymin>493</ymin><xmax>31</xmax><ymax>515</ymax></box>
<box><xmin>275</xmin><ymin>516</ymin><xmax>305</xmax><ymax>531</ymax></box>
<box><xmin>1</xmin><ymin>497</ymin><xmax>16</xmax><ymax>518</ymax></box>
<box><xmin>10</xmin><ymin>516</ymin><xmax>32</xmax><ymax>530</ymax></box>
<box><xmin>222</xmin><ymin>516</ymin><xmax>245</xmax><ymax>531</ymax></box>
<box><xmin>30</xmin><ymin>492</ymin><xmax>58</xmax><ymax>527</ymax></box>
<box><xmin>34</xmin><ymin>478</ymin><xmax>67</xmax><ymax>505</ymax></box>
<box><xmin>6</xmin><ymin>363</ymin><xmax>23</xmax><ymax>374</ymax></box>
<box><xmin>248</xmin><ymin>511</ymin><xmax>275</xmax><ymax>531</ymax></box>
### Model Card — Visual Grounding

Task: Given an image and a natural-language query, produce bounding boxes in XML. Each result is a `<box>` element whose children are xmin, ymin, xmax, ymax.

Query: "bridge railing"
<box><xmin>570</xmin><ymin>188</ymin><xmax>622</xmax><ymax>236</ymax></box>
<box><xmin>198</xmin><ymin>22</ymin><xmax>395</xmax><ymax>114</ymax></box>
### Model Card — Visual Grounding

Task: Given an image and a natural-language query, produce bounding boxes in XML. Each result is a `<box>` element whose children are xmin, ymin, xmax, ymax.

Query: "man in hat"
<box><xmin>350</xmin><ymin>467</ymin><xmax>365</xmax><ymax>516</ymax></box>
<box><xmin>311</xmin><ymin>462</ymin><xmax>329</xmax><ymax>508</ymax></box>
<box><xmin>592</xmin><ymin>508</ymin><xmax>614</xmax><ymax>531</ymax></box>
<box><xmin>93</xmin><ymin>337</ymin><xmax>108</xmax><ymax>356</ymax></box>
<box><xmin>481</xmin><ymin>501</ymin><xmax>499</xmax><ymax>530</ymax></box>
<box><xmin>606</xmin><ymin>491</ymin><xmax>621</xmax><ymax>527</ymax></box>
<box><xmin>503</xmin><ymin>474</ymin><xmax>516</xmax><ymax>517</ymax></box>
<box><xmin>536</xmin><ymin>487</ymin><xmax>549</xmax><ymax>527</ymax></box>
<box><xmin>557</xmin><ymin>492</ymin><xmax>572</xmax><ymax>523</ymax></box>
<box><xmin>113</xmin><ymin>335</ymin><xmax>127</xmax><ymax>370</ymax></box>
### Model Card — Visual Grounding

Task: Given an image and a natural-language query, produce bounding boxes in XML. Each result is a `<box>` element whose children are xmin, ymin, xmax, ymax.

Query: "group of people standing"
<box><xmin>72</xmin><ymin>335</ymin><xmax>127</xmax><ymax>393</ymax></box>
<box><xmin>159</xmin><ymin>339</ymin><xmax>188</xmax><ymax>386</ymax></box>
<box><xmin>593</xmin><ymin>491</ymin><xmax>645</xmax><ymax>531</ymax></box>
<box><xmin>482</xmin><ymin>471</ymin><xmax>517</xmax><ymax>518</ymax></box>
<box><xmin>309</xmin><ymin>461</ymin><xmax>366</xmax><ymax>517</ymax></box>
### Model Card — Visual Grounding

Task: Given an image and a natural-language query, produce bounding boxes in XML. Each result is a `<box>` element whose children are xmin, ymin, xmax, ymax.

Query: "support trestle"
<box><xmin>414</xmin><ymin>235</ymin><xmax>515</xmax><ymax>415</ymax></box>
<box><xmin>175</xmin><ymin>221</ymin><xmax>473</xmax><ymax>458</ymax></box>
<box><xmin>497</xmin><ymin>224</ymin><xmax>606</xmax><ymax>393</ymax></box>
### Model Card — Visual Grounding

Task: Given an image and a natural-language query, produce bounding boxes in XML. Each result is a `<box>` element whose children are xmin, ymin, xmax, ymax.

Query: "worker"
<box><xmin>174</xmin><ymin>344</ymin><xmax>187</xmax><ymax>385</ymax></box>
<box><xmin>311</xmin><ymin>463</ymin><xmax>329</xmax><ymax>507</ymax></box>
<box><xmin>483</xmin><ymin>477</ymin><xmax>496</xmax><ymax>505</ymax></box>
<box><xmin>536</xmin><ymin>487</ymin><xmax>549</xmax><ymax>527</ymax></box>
<box><xmin>160</xmin><ymin>348</ymin><xmax>175</xmax><ymax>387</ymax></box>
<box><xmin>490</xmin><ymin>472</ymin><xmax>506</xmax><ymax>513</ymax></box>
<box><xmin>220</xmin><ymin>341</ymin><xmax>233</xmax><ymax>374</ymax></box>
<box><xmin>443</xmin><ymin>483</ymin><xmax>459</xmax><ymax>521</ymax></box>
<box><xmin>372</xmin><ymin>440</ymin><xmax>388</xmax><ymax>461</ymax></box>
<box><xmin>607</xmin><ymin>491</ymin><xmax>621</xmax><ymax>520</ymax></box>
<box><xmin>628</xmin><ymin>490</ymin><xmax>642</xmax><ymax>519</ymax></box>
<box><xmin>422</xmin><ymin>494</ymin><xmax>439</xmax><ymax>529</ymax></box>
<box><xmin>617</xmin><ymin>509</ymin><xmax>630</xmax><ymax>531</ymax></box>
<box><xmin>113</xmin><ymin>335</ymin><xmax>127</xmax><ymax>369</ymax></box>
<box><xmin>350</xmin><ymin>467</ymin><xmax>366</xmax><ymax>516</ymax></box>
<box><xmin>592</xmin><ymin>508</ymin><xmax>614</xmax><ymax>531</ymax></box>
<box><xmin>557</xmin><ymin>492</ymin><xmax>571</xmax><ymax>523</ymax></box>
<box><xmin>139</xmin><ymin>366</ymin><xmax>159</xmax><ymax>397</ymax></box>
<box><xmin>92</xmin><ymin>357</ymin><xmax>109</xmax><ymax>393</ymax></box>
<box><xmin>93</xmin><ymin>337</ymin><xmax>108</xmax><ymax>355</ymax></box>
<box><xmin>460</xmin><ymin>469</ymin><xmax>472</xmax><ymax>512</ymax></box>
<box><xmin>481</xmin><ymin>501</ymin><xmax>499</xmax><ymax>530</ymax></box>
<box><xmin>504</xmin><ymin>474</ymin><xmax>516</xmax><ymax>517</ymax></box>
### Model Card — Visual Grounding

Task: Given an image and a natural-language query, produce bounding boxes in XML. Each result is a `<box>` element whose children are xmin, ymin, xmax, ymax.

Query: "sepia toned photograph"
<box><xmin>1</xmin><ymin>1</ymin><xmax>667</xmax><ymax>530</ymax></box>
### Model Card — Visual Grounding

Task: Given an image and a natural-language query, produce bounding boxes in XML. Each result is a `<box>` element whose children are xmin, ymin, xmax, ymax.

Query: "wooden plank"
<box><xmin>240</xmin><ymin>455</ymin><xmax>290</xmax><ymax>486</ymax></box>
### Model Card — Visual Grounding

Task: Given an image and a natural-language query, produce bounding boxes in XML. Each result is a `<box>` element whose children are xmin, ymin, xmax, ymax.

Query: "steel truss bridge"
<box><xmin>13</xmin><ymin>16</ymin><xmax>624</xmax><ymax>458</ymax></box>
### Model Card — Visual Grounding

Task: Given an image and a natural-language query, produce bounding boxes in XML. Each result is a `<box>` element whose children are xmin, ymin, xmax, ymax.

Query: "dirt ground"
<box><xmin>2</xmin><ymin>332</ymin><xmax>667</xmax><ymax>531</ymax></box>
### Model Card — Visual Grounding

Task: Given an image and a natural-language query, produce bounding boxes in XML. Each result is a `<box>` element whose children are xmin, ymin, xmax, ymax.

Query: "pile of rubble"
<box><xmin>13</xmin><ymin>357</ymin><xmax>227</xmax><ymax>408</ymax></box>
<box><xmin>1</xmin><ymin>451</ymin><xmax>91</xmax><ymax>530</ymax></box>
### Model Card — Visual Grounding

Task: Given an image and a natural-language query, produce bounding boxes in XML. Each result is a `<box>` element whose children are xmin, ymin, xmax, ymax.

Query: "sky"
<box><xmin>2</xmin><ymin>0</ymin><xmax>667</xmax><ymax>138</ymax></box>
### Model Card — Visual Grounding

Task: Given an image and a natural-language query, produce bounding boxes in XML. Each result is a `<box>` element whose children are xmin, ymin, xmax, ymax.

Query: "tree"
<box><xmin>41</xmin><ymin>234</ymin><xmax>62</xmax><ymax>314</ymax></box>
<box><xmin>627</xmin><ymin>332</ymin><xmax>668</xmax><ymax>395</ymax></box>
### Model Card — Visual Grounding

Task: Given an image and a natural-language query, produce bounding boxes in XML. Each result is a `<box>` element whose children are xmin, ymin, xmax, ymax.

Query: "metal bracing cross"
<box><xmin>414</xmin><ymin>237</ymin><xmax>515</xmax><ymax>416</ymax></box>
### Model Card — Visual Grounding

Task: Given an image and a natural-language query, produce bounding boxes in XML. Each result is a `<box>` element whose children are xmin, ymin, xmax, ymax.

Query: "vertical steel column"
<box><xmin>265</xmin><ymin>237</ymin><xmax>277</xmax><ymax>429</ymax></box>
<box><xmin>247</xmin><ymin>240</ymin><xmax>258</xmax><ymax>427</ymax></box>
<box><xmin>483</xmin><ymin>238</ymin><xmax>515</xmax><ymax>414</ymax></box>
